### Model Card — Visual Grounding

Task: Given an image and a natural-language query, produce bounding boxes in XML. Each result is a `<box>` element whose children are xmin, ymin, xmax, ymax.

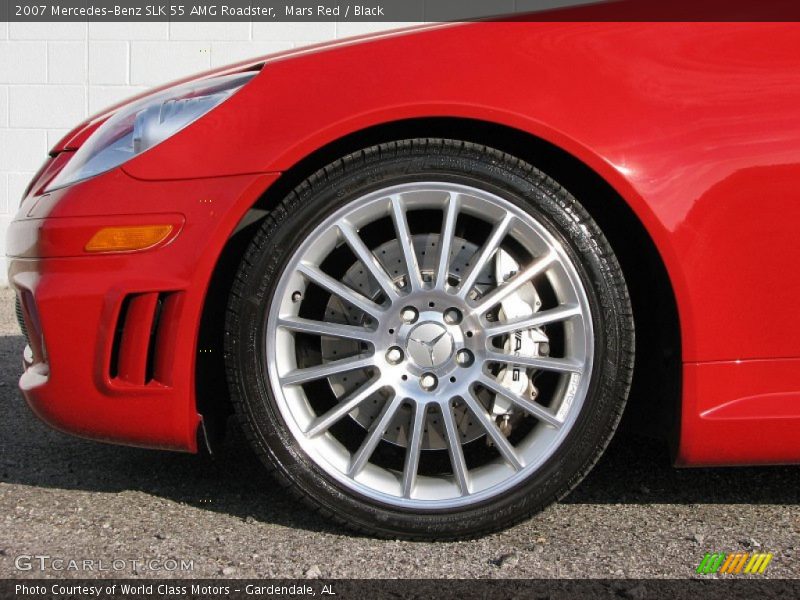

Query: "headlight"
<box><xmin>46</xmin><ymin>71</ymin><xmax>257</xmax><ymax>191</ymax></box>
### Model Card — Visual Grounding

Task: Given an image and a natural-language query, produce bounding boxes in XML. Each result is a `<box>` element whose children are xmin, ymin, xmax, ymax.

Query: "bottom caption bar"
<box><xmin>5</xmin><ymin>579</ymin><xmax>800</xmax><ymax>600</ymax></box>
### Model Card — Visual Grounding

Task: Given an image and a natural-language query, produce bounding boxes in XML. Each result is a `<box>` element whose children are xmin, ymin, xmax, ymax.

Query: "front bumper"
<box><xmin>8</xmin><ymin>167</ymin><xmax>278</xmax><ymax>451</ymax></box>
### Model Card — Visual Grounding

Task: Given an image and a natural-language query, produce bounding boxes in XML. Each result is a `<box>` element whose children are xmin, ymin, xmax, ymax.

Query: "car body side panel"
<box><xmin>679</xmin><ymin>359</ymin><xmax>800</xmax><ymax>465</ymax></box>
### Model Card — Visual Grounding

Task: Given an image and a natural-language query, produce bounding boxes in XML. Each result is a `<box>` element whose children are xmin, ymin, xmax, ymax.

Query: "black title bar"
<box><xmin>4</xmin><ymin>0</ymin><xmax>800</xmax><ymax>22</ymax></box>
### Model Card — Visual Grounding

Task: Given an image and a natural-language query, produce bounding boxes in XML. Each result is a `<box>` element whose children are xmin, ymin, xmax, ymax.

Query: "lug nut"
<box><xmin>455</xmin><ymin>349</ymin><xmax>474</xmax><ymax>367</ymax></box>
<box><xmin>400</xmin><ymin>306</ymin><xmax>418</xmax><ymax>324</ymax></box>
<box><xmin>385</xmin><ymin>346</ymin><xmax>404</xmax><ymax>365</ymax></box>
<box><xmin>420</xmin><ymin>373</ymin><xmax>438</xmax><ymax>391</ymax></box>
<box><xmin>443</xmin><ymin>307</ymin><xmax>463</xmax><ymax>325</ymax></box>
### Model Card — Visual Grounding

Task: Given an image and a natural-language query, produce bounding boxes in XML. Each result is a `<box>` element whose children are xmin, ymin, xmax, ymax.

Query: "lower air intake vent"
<box><xmin>15</xmin><ymin>295</ymin><xmax>29</xmax><ymax>346</ymax></box>
<box><xmin>110</xmin><ymin>292</ymin><xmax>180</xmax><ymax>386</ymax></box>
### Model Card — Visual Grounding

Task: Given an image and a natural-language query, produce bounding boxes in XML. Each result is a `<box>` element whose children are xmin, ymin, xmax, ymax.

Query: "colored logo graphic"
<box><xmin>696</xmin><ymin>552</ymin><xmax>773</xmax><ymax>575</ymax></box>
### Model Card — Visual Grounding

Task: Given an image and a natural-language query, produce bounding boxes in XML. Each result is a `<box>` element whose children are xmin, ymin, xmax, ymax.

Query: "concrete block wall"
<box><xmin>0</xmin><ymin>21</ymin><xmax>408</xmax><ymax>283</ymax></box>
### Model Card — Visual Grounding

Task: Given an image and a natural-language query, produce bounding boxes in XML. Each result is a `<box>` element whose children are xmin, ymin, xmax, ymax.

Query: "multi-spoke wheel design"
<box><xmin>266</xmin><ymin>182</ymin><xmax>593</xmax><ymax>507</ymax></box>
<box><xmin>226</xmin><ymin>140</ymin><xmax>633</xmax><ymax>537</ymax></box>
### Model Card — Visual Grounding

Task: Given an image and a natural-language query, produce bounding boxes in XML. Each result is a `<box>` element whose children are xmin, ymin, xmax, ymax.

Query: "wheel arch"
<box><xmin>196</xmin><ymin>117</ymin><xmax>682</xmax><ymax>451</ymax></box>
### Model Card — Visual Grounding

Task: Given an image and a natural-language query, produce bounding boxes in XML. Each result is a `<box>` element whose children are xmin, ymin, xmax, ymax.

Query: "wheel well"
<box><xmin>196</xmin><ymin>118</ymin><xmax>681</xmax><ymax>449</ymax></box>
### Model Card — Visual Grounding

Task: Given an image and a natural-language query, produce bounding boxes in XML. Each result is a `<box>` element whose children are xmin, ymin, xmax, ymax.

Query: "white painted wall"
<box><xmin>0</xmin><ymin>21</ymin><xmax>410</xmax><ymax>283</ymax></box>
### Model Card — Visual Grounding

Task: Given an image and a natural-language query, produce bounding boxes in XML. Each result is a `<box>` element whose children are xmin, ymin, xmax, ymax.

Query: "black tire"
<box><xmin>224</xmin><ymin>139</ymin><xmax>634</xmax><ymax>539</ymax></box>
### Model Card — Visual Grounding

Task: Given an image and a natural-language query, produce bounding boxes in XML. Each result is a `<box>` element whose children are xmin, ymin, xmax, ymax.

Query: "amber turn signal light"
<box><xmin>85</xmin><ymin>225</ymin><xmax>174</xmax><ymax>253</ymax></box>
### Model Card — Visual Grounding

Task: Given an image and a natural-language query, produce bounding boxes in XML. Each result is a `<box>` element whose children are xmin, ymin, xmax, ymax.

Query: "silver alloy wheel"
<box><xmin>265</xmin><ymin>182</ymin><xmax>594</xmax><ymax>509</ymax></box>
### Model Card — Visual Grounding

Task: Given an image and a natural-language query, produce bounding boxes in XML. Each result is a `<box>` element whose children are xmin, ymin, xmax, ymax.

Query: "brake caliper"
<box><xmin>490</xmin><ymin>250</ymin><xmax>550</xmax><ymax>437</ymax></box>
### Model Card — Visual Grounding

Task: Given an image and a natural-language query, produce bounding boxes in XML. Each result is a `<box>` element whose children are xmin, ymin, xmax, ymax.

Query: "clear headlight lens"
<box><xmin>46</xmin><ymin>71</ymin><xmax>257</xmax><ymax>191</ymax></box>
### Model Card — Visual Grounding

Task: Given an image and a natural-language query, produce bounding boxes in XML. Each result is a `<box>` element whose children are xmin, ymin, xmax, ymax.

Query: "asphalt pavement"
<box><xmin>0</xmin><ymin>288</ymin><xmax>797</xmax><ymax>580</ymax></box>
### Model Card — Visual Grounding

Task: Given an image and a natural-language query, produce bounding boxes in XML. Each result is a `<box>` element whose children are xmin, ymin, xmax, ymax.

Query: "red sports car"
<box><xmin>7</xmin><ymin>21</ymin><xmax>800</xmax><ymax>539</ymax></box>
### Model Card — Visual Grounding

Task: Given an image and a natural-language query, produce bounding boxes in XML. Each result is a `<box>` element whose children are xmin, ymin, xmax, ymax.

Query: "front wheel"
<box><xmin>225</xmin><ymin>140</ymin><xmax>634</xmax><ymax>539</ymax></box>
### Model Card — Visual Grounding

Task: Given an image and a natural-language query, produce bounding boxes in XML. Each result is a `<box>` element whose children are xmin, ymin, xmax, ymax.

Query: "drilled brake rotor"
<box><xmin>321</xmin><ymin>233</ymin><xmax>497</xmax><ymax>450</ymax></box>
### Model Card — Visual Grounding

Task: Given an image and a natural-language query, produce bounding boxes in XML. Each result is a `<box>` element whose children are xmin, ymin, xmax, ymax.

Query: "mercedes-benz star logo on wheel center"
<box><xmin>406</xmin><ymin>322</ymin><xmax>454</xmax><ymax>368</ymax></box>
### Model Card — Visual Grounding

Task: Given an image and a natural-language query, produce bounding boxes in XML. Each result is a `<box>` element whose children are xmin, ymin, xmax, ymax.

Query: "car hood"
<box><xmin>51</xmin><ymin>23</ymin><xmax>445</xmax><ymax>154</ymax></box>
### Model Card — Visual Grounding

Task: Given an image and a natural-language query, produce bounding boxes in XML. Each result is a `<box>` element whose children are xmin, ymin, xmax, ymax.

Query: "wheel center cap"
<box><xmin>406</xmin><ymin>322</ymin><xmax>454</xmax><ymax>368</ymax></box>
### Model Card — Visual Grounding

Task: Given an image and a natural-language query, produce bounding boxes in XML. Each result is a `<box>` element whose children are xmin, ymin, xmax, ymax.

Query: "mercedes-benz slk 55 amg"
<box><xmin>8</xmin><ymin>21</ymin><xmax>800</xmax><ymax>538</ymax></box>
